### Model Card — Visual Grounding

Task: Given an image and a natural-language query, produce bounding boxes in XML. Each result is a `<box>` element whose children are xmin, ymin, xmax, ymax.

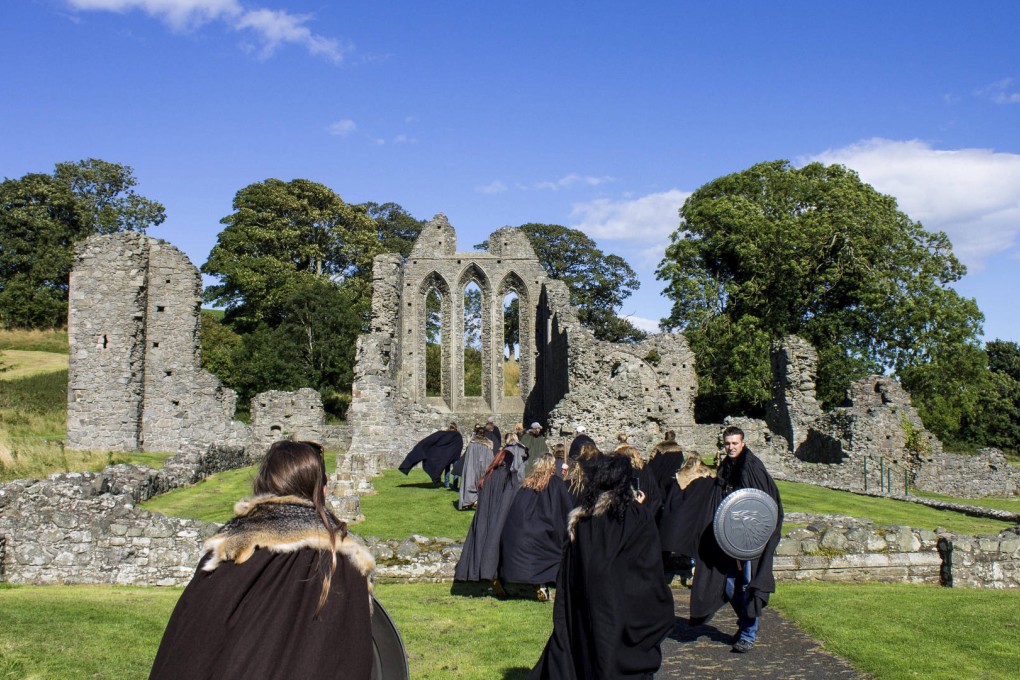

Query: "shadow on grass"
<box><xmin>449</xmin><ymin>581</ymin><xmax>496</xmax><ymax>598</ymax></box>
<box><xmin>501</xmin><ymin>667</ymin><xmax>531</xmax><ymax>679</ymax></box>
<box><xmin>396</xmin><ymin>482</ymin><xmax>443</xmax><ymax>489</ymax></box>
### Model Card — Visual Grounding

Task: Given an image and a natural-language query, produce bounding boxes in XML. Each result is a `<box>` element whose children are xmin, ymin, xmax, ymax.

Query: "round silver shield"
<box><xmin>370</xmin><ymin>595</ymin><xmax>410</xmax><ymax>680</ymax></box>
<box><xmin>713</xmin><ymin>488</ymin><xmax>780</xmax><ymax>560</ymax></box>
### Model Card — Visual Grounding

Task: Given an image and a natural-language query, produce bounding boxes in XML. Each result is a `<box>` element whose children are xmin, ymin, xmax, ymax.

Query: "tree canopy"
<box><xmin>656</xmin><ymin>160</ymin><xmax>984</xmax><ymax>426</ymax></box>
<box><xmin>202</xmin><ymin>178</ymin><xmax>383</xmax><ymax>329</ymax></box>
<box><xmin>478</xmin><ymin>223</ymin><xmax>646</xmax><ymax>343</ymax></box>
<box><xmin>358</xmin><ymin>201</ymin><xmax>426</xmax><ymax>258</ymax></box>
<box><xmin>0</xmin><ymin>159</ymin><xmax>165</xmax><ymax>328</ymax></box>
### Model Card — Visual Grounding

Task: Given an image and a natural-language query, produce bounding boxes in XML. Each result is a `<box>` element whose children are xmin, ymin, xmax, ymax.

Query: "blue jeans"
<box><xmin>724</xmin><ymin>569</ymin><xmax>759</xmax><ymax>643</ymax></box>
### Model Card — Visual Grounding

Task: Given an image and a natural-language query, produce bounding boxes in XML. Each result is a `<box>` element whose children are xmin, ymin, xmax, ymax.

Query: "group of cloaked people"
<box><xmin>146</xmin><ymin>423</ymin><xmax>781</xmax><ymax>680</ymax></box>
<box><xmin>399</xmin><ymin>420</ymin><xmax>784</xmax><ymax>678</ymax></box>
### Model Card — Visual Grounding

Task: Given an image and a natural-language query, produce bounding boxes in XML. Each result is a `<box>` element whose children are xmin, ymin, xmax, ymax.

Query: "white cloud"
<box><xmin>535</xmin><ymin>173</ymin><xmax>614</xmax><ymax>191</ymax></box>
<box><xmin>326</xmin><ymin>119</ymin><xmax>356</xmax><ymax>137</ymax></box>
<box><xmin>570</xmin><ymin>189</ymin><xmax>690</xmax><ymax>243</ymax></box>
<box><xmin>622</xmin><ymin>314</ymin><xmax>661</xmax><ymax>334</ymax></box>
<box><xmin>476</xmin><ymin>180</ymin><xmax>507</xmax><ymax>195</ymax></box>
<box><xmin>804</xmin><ymin>138</ymin><xmax>1020</xmax><ymax>270</ymax></box>
<box><xmin>65</xmin><ymin>0</ymin><xmax>347</xmax><ymax>62</ymax></box>
<box><xmin>975</xmin><ymin>78</ymin><xmax>1020</xmax><ymax>105</ymax></box>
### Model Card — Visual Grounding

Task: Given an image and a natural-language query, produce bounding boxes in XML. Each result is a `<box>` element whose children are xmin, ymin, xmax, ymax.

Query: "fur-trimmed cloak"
<box><xmin>528</xmin><ymin>499</ymin><xmax>674</xmax><ymax>680</ymax></box>
<box><xmin>498</xmin><ymin>474</ymin><xmax>575</xmax><ymax>585</ymax></box>
<box><xmin>646</xmin><ymin>442</ymin><xmax>686</xmax><ymax>500</ymax></box>
<box><xmin>149</xmin><ymin>496</ymin><xmax>375</xmax><ymax>680</ymax></box>
<box><xmin>398</xmin><ymin>429</ymin><xmax>464</xmax><ymax>483</ymax></box>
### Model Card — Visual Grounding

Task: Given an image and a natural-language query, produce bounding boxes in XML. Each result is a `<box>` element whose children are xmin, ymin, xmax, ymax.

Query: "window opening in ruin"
<box><xmin>152</xmin><ymin>342</ymin><xmax>159</xmax><ymax>348</ymax></box>
<box><xmin>503</xmin><ymin>291</ymin><xmax>520</xmax><ymax>396</ymax></box>
<box><xmin>425</xmin><ymin>288</ymin><xmax>443</xmax><ymax>397</ymax></box>
<box><xmin>101</xmin><ymin>335</ymin><xmax>108</xmax><ymax>349</ymax></box>
<box><xmin>463</xmin><ymin>281</ymin><xmax>483</xmax><ymax>397</ymax></box>
<box><xmin>156</xmin><ymin>305</ymin><xmax>165</xmax><ymax>312</ymax></box>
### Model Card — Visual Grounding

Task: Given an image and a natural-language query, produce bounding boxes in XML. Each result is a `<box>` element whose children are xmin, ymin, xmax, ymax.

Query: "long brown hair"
<box><xmin>479</xmin><ymin>448</ymin><xmax>511</xmax><ymax>489</ymax></box>
<box><xmin>253</xmin><ymin>440</ymin><xmax>345</xmax><ymax>617</ymax></box>
<box><xmin>522</xmin><ymin>454</ymin><xmax>557</xmax><ymax>492</ymax></box>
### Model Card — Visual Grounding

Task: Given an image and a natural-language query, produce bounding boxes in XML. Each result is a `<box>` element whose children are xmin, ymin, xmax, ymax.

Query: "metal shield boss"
<box><xmin>713</xmin><ymin>488</ymin><xmax>780</xmax><ymax>560</ymax></box>
<box><xmin>370</xmin><ymin>595</ymin><xmax>410</xmax><ymax>680</ymax></box>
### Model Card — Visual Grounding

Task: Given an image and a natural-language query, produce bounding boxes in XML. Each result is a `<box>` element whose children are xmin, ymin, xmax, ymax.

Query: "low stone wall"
<box><xmin>0</xmin><ymin>471</ymin><xmax>217</xmax><ymax>586</ymax></box>
<box><xmin>363</xmin><ymin>533</ymin><xmax>461</xmax><ymax>583</ymax></box>
<box><xmin>914</xmin><ymin>448</ymin><xmax>1020</xmax><ymax>499</ymax></box>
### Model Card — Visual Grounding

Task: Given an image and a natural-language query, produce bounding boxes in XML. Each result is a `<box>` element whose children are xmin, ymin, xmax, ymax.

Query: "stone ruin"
<box><xmin>337</xmin><ymin>215</ymin><xmax>697</xmax><ymax>491</ymax></box>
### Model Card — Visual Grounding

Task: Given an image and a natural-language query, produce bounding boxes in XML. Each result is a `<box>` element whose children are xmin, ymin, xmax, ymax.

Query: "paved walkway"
<box><xmin>656</xmin><ymin>588</ymin><xmax>865</xmax><ymax>679</ymax></box>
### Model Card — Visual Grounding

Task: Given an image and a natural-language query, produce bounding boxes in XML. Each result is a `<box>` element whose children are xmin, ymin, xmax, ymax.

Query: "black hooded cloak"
<box><xmin>454</xmin><ymin>454</ymin><xmax>521</xmax><ymax>581</ymax></box>
<box><xmin>567</xmin><ymin>433</ymin><xmax>595</xmax><ymax>460</ymax></box>
<box><xmin>528</xmin><ymin>501</ymin><xmax>674</xmax><ymax>680</ymax></box>
<box><xmin>398</xmin><ymin>429</ymin><xmax>464</xmax><ymax>483</ymax></box>
<box><xmin>149</xmin><ymin>496</ymin><xmax>375</xmax><ymax>680</ymax></box>
<box><xmin>498</xmin><ymin>474</ymin><xmax>576</xmax><ymax>585</ymax></box>
<box><xmin>675</xmin><ymin>449</ymin><xmax>783</xmax><ymax>622</ymax></box>
<box><xmin>646</xmin><ymin>444</ymin><xmax>686</xmax><ymax>500</ymax></box>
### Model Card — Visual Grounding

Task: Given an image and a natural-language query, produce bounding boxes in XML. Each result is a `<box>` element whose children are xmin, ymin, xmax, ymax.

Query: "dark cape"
<box><xmin>398</xmin><ymin>429</ymin><xmax>464</xmax><ymax>483</ymax></box>
<box><xmin>149</xmin><ymin>496</ymin><xmax>375</xmax><ymax>680</ymax></box>
<box><xmin>646</xmin><ymin>444</ymin><xmax>686</xmax><ymax>500</ymax></box>
<box><xmin>567</xmin><ymin>433</ymin><xmax>595</xmax><ymax>460</ymax></box>
<box><xmin>454</xmin><ymin>455</ymin><xmax>521</xmax><ymax>581</ymax></box>
<box><xmin>486</xmin><ymin>425</ymin><xmax>502</xmax><ymax>451</ymax></box>
<box><xmin>528</xmin><ymin>500</ymin><xmax>674</xmax><ymax>680</ymax></box>
<box><xmin>634</xmin><ymin>463</ymin><xmax>664</xmax><ymax>518</ymax></box>
<box><xmin>674</xmin><ymin>449</ymin><xmax>783</xmax><ymax>622</ymax></box>
<box><xmin>498</xmin><ymin>475</ymin><xmax>576</xmax><ymax>585</ymax></box>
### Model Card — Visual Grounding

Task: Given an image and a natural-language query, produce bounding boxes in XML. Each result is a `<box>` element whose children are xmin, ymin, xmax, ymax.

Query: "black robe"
<box><xmin>567</xmin><ymin>433</ymin><xmax>595</xmax><ymax>460</ymax></box>
<box><xmin>646</xmin><ymin>447</ymin><xmax>686</xmax><ymax>500</ymax></box>
<box><xmin>528</xmin><ymin>502</ymin><xmax>674</xmax><ymax>680</ymax></box>
<box><xmin>398</xmin><ymin>429</ymin><xmax>464</xmax><ymax>483</ymax></box>
<box><xmin>676</xmin><ymin>449</ymin><xmax>783</xmax><ymax>622</ymax></box>
<box><xmin>454</xmin><ymin>455</ymin><xmax>521</xmax><ymax>581</ymax></box>
<box><xmin>498</xmin><ymin>475</ymin><xmax>576</xmax><ymax>585</ymax></box>
<box><xmin>486</xmin><ymin>425</ymin><xmax>502</xmax><ymax>452</ymax></box>
<box><xmin>150</xmin><ymin>498</ymin><xmax>374</xmax><ymax>680</ymax></box>
<box><xmin>634</xmin><ymin>464</ymin><xmax>663</xmax><ymax>519</ymax></box>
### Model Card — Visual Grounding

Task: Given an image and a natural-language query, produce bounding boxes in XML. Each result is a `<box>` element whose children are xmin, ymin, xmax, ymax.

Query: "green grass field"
<box><xmin>0</xmin><ymin>350</ymin><xmax>67</xmax><ymax>381</ymax></box>
<box><xmin>1</xmin><ymin>582</ymin><xmax>1017</xmax><ymax>680</ymax></box>
<box><xmin>355</xmin><ymin>467</ymin><xmax>474</xmax><ymax>539</ymax></box>
<box><xmin>0</xmin><ymin>329</ymin><xmax>68</xmax><ymax>354</ymax></box>
<box><xmin>910</xmin><ymin>488</ymin><xmax>1020</xmax><ymax>514</ymax></box>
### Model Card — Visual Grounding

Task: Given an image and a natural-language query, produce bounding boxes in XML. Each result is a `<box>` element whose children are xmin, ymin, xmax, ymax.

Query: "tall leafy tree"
<box><xmin>358</xmin><ymin>201</ymin><xmax>426</xmax><ymax>258</ymax></box>
<box><xmin>202</xmin><ymin>179</ymin><xmax>382</xmax><ymax>329</ymax></box>
<box><xmin>0</xmin><ymin>160</ymin><xmax>165</xmax><ymax>328</ymax></box>
<box><xmin>477</xmin><ymin>224</ymin><xmax>646</xmax><ymax>342</ymax></box>
<box><xmin>656</xmin><ymin>160</ymin><xmax>984</xmax><ymax>425</ymax></box>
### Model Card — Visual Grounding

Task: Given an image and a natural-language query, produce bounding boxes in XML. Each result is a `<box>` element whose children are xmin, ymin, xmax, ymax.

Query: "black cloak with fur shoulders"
<box><xmin>498</xmin><ymin>474</ymin><xmax>576</xmax><ymax>585</ymax></box>
<box><xmin>149</xmin><ymin>496</ymin><xmax>376</xmax><ymax>680</ymax></box>
<box><xmin>398</xmin><ymin>429</ymin><xmax>464</xmax><ymax>483</ymax></box>
<box><xmin>528</xmin><ymin>499</ymin><xmax>674</xmax><ymax>680</ymax></box>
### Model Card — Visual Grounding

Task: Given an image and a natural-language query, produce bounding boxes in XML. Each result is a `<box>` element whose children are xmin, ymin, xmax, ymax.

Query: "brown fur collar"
<box><xmin>566</xmin><ymin>491</ymin><xmax>619</xmax><ymax>542</ymax></box>
<box><xmin>201</xmin><ymin>495</ymin><xmax>375</xmax><ymax>579</ymax></box>
<box><xmin>675</xmin><ymin>457</ymin><xmax>715</xmax><ymax>490</ymax></box>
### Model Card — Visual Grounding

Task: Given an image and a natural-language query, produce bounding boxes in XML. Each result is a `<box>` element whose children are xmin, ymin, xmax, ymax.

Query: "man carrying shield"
<box><xmin>685</xmin><ymin>426</ymin><xmax>783</xmax><ymax>653</ymax></box>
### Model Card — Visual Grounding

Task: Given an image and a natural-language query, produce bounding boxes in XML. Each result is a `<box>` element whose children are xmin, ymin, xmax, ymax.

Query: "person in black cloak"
<box><xmin>484</xmin><ymin>416</ymin><xmax>502</xmax><ymax>451</ymax></box>
<box><xmin>668</xmin><ymin>426</ymin><xmax>783</xmax><ymax>653</ymax></box>
<box><xmin>528</xmin><ymin>453</ymin><xmax>674</xmax><ymax>680</ymax></box>
<box><xmin>458</xmin><ymin>424</ymin><xmax>495</xmax><ymax>509</ymax></box>
<box><xmin>566</xmin><ymin>424</ymin><xmax>595</xmax><ymax>460</ymax></box>
<box><xmin>614</xmin><ymin>435</ymin><xmax>663</xmax><ymax>518</ymax></box>
<box><xmin>398</xmin><ymin>422</ymin><xmax>464</xmax><ymax>486</ymax></box>
<box><xmin>149</xmin><ymin>441</ymin><xmax>375</xmax><ymax>680</ymax></box>
<box><xmin>646</xmin><ymin>430</ymin><xmax>686</xmax><ymax>500</ymax></box>
<box><xmin>453</xmin><ymin>444</ymin><xmax>522</xmax><ymax>585</ymax></box>
<box><xmin>498</xmin><ymin>454</ymin><xmax>576</xmax><ymax>600</ymax></box>
<box><xmin>656</xmin><ymin>453</ymin><xmax>716</xmax><ymax>587</ymax></box>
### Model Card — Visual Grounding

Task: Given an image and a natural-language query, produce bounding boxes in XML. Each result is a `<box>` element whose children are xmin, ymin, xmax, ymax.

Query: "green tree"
<box><xmin>0</xmin><ymin>160</ymin><xmax>165</xmax><ymax>328</ymax></box>
<box><xmin>478</xmin><ymin>224</ymin><xmax>646</xmax><ymax>342</ymax></box>
<box><xmin>957</xmin><ymin>340</ymin><xmax>1020</xmax><ymax>453</ymax></box>
<box><xmin>358</xmin><ymin>201</ymin><xmax>426</xmax><ymax>258</ymax></box>
<box><xmin>202</xmin><ymin>179</ymin><xmax>382</xmax><ymax>329</ymax></box>
<box><xmin>657</xmin><ymin>160</ymin><xmax>984</xmax><ymax>423</ymax></box>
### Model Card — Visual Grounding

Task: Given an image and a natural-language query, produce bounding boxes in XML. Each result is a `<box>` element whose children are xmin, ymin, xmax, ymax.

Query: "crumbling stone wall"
<box><xmin>250</xmin><ymin>388</ymin><xmax>326</xmax><ymax>451</ymax></box>
<box><xmin>344</xmin><ymin>217</ymin><xmax>700</xmax><ymax>476</ymax></box>
<box><xmin>767</xmin><ymin>336</ymin><xmax>824</xmax><ymax>453</ymax></box>
<box><xmin>914</xmin><ymin>448</ymin><xmax>1020</xmax><ymax>499</ymax></box>
<box><xmin>67</xmin><ymin>232</ymin><xmax>247</xmax><ymax>455</ymax></box>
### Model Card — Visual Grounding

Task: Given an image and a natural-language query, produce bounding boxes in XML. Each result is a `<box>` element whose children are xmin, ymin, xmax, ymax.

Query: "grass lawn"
<box><xmin>775</xmin><ymin>582</ymin><xmax>1020</xmax><ymax>680</ymax></box>
<box><xmin>0</xmin><ymin>350</ymin><xmax>68</xmax><ymax>381</ymax></box>
<box><xmin>910</xmin><ymin>488</ymin><xmax>1020</xmax><ymax>514</ymax></box>
<box><xmin>777</xmin><ymin>480</ymin><xmax>1014</xmax><ymax>535</ymax></box>
<box><xmin>1</xmin><ymin>582</ymin><xmax>1017</xmax><ymax>680</ymax></box>
<box><xmin>0</xmin><ymin>329</ymin><xmax>68</xmax><ymax>354</ymax></box>
<box><xmin>355</xmin><ymin>467</ymin><xmax>474</xmax><ymax>540</ymax></box>
<box><xmin>140</xmin><ymin>454</ymin><xmax>341</xmax><ymax>524</ymax></box>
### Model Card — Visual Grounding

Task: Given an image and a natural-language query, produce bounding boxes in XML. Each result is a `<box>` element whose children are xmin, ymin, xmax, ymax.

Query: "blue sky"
<box><xmin>3</xmin><ymin>1</ymin><xmax>1019</xmax><ymax>342</ymax></box>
